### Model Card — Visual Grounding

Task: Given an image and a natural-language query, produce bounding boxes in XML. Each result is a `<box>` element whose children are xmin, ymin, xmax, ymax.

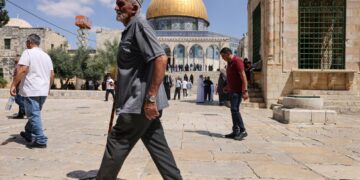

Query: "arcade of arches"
<box><xmin>162</xmin><ymin>43</ymin><xmax>220</xmax><ymax>72</ymax></box>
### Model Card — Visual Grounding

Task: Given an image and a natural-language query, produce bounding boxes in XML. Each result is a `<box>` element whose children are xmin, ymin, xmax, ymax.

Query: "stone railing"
<box><xmin>292</xmin><ymin>69</ymin><xmax>356</xmax><ymax>90</ymax></box>
<box><xmin>0</xmin><ymin>89</ymin><xmax>106</xmax><ymax>100</ymax></box>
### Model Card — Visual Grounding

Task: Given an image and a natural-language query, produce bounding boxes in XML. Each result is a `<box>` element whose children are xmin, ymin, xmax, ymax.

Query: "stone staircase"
<box><xmin>244</xmin><ymin>88</ymin><xmax>266</xmax><ymax>108</ymax></box>
<box><xmin>292</xmin><ymin>90</ymin><xmax>360</xmax><ymax>114</ymax></box>
<box><xmin>168</xmin><ymin>71</ymin><xmax>266</xmax><ymax>108</ymax></box>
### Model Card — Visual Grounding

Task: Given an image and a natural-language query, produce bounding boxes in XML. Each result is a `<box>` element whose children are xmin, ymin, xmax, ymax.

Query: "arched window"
<box><xmin>173</xmin><ymin>44</ymin><xmax>185</xmax><ymax>65</ymax></box>
<box><xmin>189</xmin><ymin>44</ymin><xmax>204</xmax><ymax>65</ymax></box>
<box><xmin>206</xmin><ymin>45</ymin><xmax>220</xmax><ymax>60</ymax></box>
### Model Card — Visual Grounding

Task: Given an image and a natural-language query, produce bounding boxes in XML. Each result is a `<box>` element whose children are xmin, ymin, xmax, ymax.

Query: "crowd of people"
<box><xmin>167</xmin><ymin>63</ymin><xmax>215</xmax><ymax>72</ymax></box>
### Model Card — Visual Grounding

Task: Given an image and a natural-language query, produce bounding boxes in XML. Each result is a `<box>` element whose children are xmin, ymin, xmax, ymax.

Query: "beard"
<box><xmin>116</xmin><ymin>11</ymin><xmax>127</xmax><ymax>23</ymax></box>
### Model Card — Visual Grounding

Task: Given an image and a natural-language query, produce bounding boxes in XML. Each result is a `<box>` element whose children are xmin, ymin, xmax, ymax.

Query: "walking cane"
<box><xmin>108</xmin><ymin>77</ymin><xmax>117</xmax><ymax>134</ymax></box>
<box><xmin>108</xmin><ymin>98</ymin><xmax>116</xmax><ymax>134</ymax></box>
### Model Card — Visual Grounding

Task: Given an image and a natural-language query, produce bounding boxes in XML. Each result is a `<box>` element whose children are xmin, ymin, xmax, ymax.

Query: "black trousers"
<box><xmin>173</xmin><ymin>88</ymin><xmax>181</xmax><ymax>100</ymax></box>
<box><xmin>105</xmin><ymin>89</ymin><xmax>115</xmax><ymax>101</ymax></box>
<box><xmin>96</xmin><ymin>113</ymin><xmax>182</xmax><ymax>180</ymax></box>
<box><xmin>204</xmin><ymin>87</ymin><xmax>211</xmax><ymax>101</ymax></box>
<box><xmin>165</xmin><ymin>87</ymin><xmax>171</xmax><ymax>100</ymax></box>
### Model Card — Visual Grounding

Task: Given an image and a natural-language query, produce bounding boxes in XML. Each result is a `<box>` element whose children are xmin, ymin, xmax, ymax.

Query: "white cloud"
<box><xmin>98</xmin><ymin>0</ymin><xmax>114</xmax><ymax>8</ymax></box>
<box><xmin>37</xmin><ymin>0</ymin><xmax>95</xmax><ymax>18</ymax></box>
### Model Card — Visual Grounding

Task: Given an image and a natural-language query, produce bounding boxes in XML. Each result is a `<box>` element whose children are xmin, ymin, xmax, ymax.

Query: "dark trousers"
<box><xmin>182</xmin><ymin>89</ymin><xmax>187</xmax><ymax>97</ymax></box>
<box><xmin>97</xmin><ymin>113</ymin><xmax>182</xmax><ymax>180</ymax></box>
<box><xmin>230</xmin><ymin>92</ymin><xmax>246</xmax><ymax>133</ymax></box>
<box><xmin>173</xmin><ymin>87</ymin><xmax>181</xmax><ymax>100</ymax></box>
<box><xmin>105</xmin><ymin>89</ymin><xmax>115</xmax><ymax>101</ymax></box>
<box><xmin>165</xmin><ymin>87</ymin><xmax>171</xmax><ymax>100</ymax></box>
<box><xmin>204</xmin><ymin>87</ymin><xmax>211</xmax><ymax>101</ymax></box>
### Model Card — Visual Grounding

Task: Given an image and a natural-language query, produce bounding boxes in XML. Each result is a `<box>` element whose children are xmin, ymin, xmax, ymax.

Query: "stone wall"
<box><xmin>0</xmin><ymin>89</ymin><xmax>106</xmax><ymax>100</ymax></box>
<box><xmin>0</xmin><ymin>27</ymin><xmax>67</xmax><ymax>83</ymax></box>
<box><xmin>248</xmin><ymin>0</ymin><xmax>360</xmax><ymax>107</ymax></box>
<box><xmin>96</xmin><ymin>28</ymin><xmax>122</xmax><ymax>50</ymax></box>
<box><xmin>44</xmin><ymin>29</ymin><xmax>68</xmax><ymax>52</ymax></box>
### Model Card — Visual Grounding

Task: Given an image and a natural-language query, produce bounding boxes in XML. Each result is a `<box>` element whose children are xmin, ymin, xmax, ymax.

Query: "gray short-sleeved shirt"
<box><xmin>116</xmin><ymin>15</ymin><xmax>169</xmax><ymax>114</ymax></box>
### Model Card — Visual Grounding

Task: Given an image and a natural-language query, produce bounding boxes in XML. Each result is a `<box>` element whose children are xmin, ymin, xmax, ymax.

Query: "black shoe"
<box><xmin>20</xmin><ymin>131</ymin><xmax>31</xmax><ymax>142</ymax></box>
<box><xmin>224</xmin><ymin>132</ymin><xmax>236</xmax><ymax>139</ymax></box>
<box><xmin>26</xmin><ymin>142</ymin><xmax>47</xmax><ymax>149</ymax></box>
<box><xmin>13</xmin><ymin>113</ymin><xmax>25</xmax><ymax>119</ymax></box>
<box><xmin>234</xmin><ymin>131</ymin><xmax>248</xmax><ymax>141</ymax></box>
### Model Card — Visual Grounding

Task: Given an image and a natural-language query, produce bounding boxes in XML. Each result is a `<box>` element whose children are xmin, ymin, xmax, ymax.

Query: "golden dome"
<box><xmin>146</xmin><ymin>0</ymin><xmax>209</xmax><ymax>23</ymax></box>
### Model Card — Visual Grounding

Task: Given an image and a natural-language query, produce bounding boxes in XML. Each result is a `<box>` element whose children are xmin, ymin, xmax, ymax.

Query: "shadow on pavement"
<box><xmin>67</xmin><ymin>170</ymin><xmax>99</xmax><ymax>180</ymax></box>
<box><xmin>1</xmin><ymin>134</ymin><xmax>28</xmax><ymax>146</ymax></box>
<box><xmin>67</xmin><ymin>170</ymin><xmax>124</xmax><ymax>180</ymax></box>
<box><xmin>6</xmin><ymin>115</ymin><xmax>27</xmax><ymax>120</ymax></box>
<box><xmin>179</xmin><ymin>99</ymin><xmax>222</xmax><ymax>106</ymax></box>
<box><xmin>185</xmin><ymin>130</ymin><xmax>224</xmax><ymax>138</ymax></box>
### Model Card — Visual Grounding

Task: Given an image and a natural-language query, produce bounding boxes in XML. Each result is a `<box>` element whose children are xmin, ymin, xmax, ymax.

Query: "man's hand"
<box><xmin>243</xmin><ymin>91</ymin><xmax>249</xmax><ymax>101</ymax></box>
<box><xmin>144</xmin><ymin>102</ymin><xmax>159</xmax><ymax>120</ymax></box>
<box><xmin>10</xmin><ymin>85</ymin><xmax>17</xmax><ymax>96</ymax></box>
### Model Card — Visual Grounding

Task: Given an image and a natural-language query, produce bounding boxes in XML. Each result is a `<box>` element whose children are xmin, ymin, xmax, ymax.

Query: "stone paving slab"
<box><xmin>1</xmin><ymin>96</ymin><xmax>360</xmax><ymax>179</ymax></box>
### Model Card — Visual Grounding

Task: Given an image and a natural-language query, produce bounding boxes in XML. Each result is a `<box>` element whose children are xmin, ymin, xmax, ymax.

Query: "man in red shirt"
<box><xmin>220</xmin><ymin>47</ymin><xmax>248</xmax><ymax>140</ymax></box>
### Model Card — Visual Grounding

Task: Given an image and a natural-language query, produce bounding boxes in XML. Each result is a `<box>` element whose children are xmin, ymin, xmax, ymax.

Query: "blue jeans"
<box><xmin>230</xmin><ymin>92</ymin><xmax>246</xmax><ymax>133</ymax></box>
<box><xmin>23</xmin><ymin>96</ymin><xmax>47</xmax><ymax>145</ymax></box>
<box><xmin>15</xmin><ymin>89</ymin><xmax>25</xmax><ymax>114</ymax></box>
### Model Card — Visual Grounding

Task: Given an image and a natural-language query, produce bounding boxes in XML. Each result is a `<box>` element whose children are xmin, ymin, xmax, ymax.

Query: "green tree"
<box><xmin>48</xmin><ymin>48</ymin><xmax>75</xmax><ymax>89</ymax></box>
<box><xmin>95</xmin><ymin>39</ymin><xmax>119</xmax><ymax>78</ymax></box>
<box><xmin>0</xmin><ymin>9</ymin><xmax>9</xmax><ymax>27</ymax></box>
<box><xmin>73</xmin><ymin>47</ymin><xmax>106</xmax><ymax>81</ymax></box>
<box><xmin>83</xmin><ymin>58</ymin><xmax>106</xmax><ymax>81</ymax></box>
<box><xmin>73</xmin><ymin>46</ymin><xmax>91</xmax><ymax>79</ymax></box>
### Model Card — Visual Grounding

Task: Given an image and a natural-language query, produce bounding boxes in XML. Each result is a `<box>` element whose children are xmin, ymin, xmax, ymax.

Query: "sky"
<box><xmin>4</xmin><ymin>0</ymin><xmax>248</xmax><ymax>49</ymax></box>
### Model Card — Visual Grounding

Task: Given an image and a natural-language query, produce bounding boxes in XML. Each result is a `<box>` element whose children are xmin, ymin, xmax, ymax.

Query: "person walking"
<box><xmin>186</xmin><ymin>80</ymin><xmax>192</xmax><ymax>96</ymax></box>
<box><xmin>96</xmin><ymin>0</ymin><xmax>182</xmax><ymax>179</ymax></box>
<box><xmin>104</xmin><ymin>76</ymin><xmax>115</xmax><ymax>101</ymax></box>
<box><xmin>10</xmin><ymin>34</ymin><xmax>54</xmax><ymax>148</ymax></box>
<box><xmin>220</xmin><ymin>47</ymin><xmax>248</xmax><ymax>141</ymax></box>
<box><xmin>216</xmin><ymin>69</ymin><xmax>228</xmax><ymax>106</ymax></box>
<box><xmin>210</xmin><ymin>79</ymin><xmax>215</xmax><ymax>102</ymax></box>
<box><xmin>163</xmin><ymin>74</ymin><xmax>173</xmax><ymax>100</ymax></box>
<box><xmin>182</xmin><ymin>79</ymin><xmax>188</xmax><ymax>97</ymax></box>
<box><xmin>173</xmin><ymin>77</ymin><xmax>181</xmax><ymax>100</ymax></box>
<box><xmin>203</xmin><ymin>77</ymin><xmax>212</xmax><ymax>101</ymax></box>
<box><xmin>12</xmin><ymin>54</ymin><xmax>25</xmax><ymax>119</ymax></box>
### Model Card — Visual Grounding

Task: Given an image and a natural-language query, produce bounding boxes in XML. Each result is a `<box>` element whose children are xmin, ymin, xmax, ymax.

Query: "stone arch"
<box><xmin>205</xmin><ymin>45</ymin><xmax>220</xmax><ymax>71</ymax></box>
<box><xmin>206</xmin><ymin>45</ymin><xmax>220</xmax><ymax>60</ymax></box>
<box><xmin>173</xmin><ymin>44</ymin><xmax>185</xmax><ymax>66</ymax></box>
<box><xmin>189</xmin><ymin>44</ymin><xmax>204</xmax><ymax>71</ymax></box>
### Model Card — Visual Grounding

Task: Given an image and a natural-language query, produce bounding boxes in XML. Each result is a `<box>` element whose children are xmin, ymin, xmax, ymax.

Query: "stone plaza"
<box><xmin>0</xmin><ymin>93</ymin><xmax>359</xmax><ymax>179</ymax></box>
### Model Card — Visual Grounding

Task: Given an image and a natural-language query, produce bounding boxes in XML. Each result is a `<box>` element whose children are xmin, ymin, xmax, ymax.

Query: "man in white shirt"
<box><xmin>10</xmin><ymin>34</ymin><xmax>54</xmax><ymax>149</ymax></box>
<box><xmin>182</xmin><ymin>79</ymin><xmax>188</xmax><ymax>97</ymax></box>
<box><xmin>105</xmin><ymin>76</ymin><xmax>115</xmax><ymax>101</ymax></box>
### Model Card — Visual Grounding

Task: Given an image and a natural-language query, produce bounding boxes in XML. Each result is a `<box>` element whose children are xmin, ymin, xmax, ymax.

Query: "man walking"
<box><xmin>10</xmin><ymin>34</ymin><xmax>54</xmax><ymax>148</ymax></box>
<box><xmin>163</xmin><ymin>74</ymin><xmax>173</xmax><ymax>100</ymax></box>
<box><xmin>104</xmin><ymin>75</ymin><xmax>115</xmax><ymax>101</ymax></box>
<box><xmin>220</xmin><ymin>47</ymin><xmax>248</xmax><ymax>141</ymax></box>
<box><xmin>96</xmin><ymin>0</ymin><xmax>182</xmax><ymax>179</ymax></box>
<box><xmin>173</xmin><ymin>77</ymin><xmax>181</xmax><ymax>100</ymax></box>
